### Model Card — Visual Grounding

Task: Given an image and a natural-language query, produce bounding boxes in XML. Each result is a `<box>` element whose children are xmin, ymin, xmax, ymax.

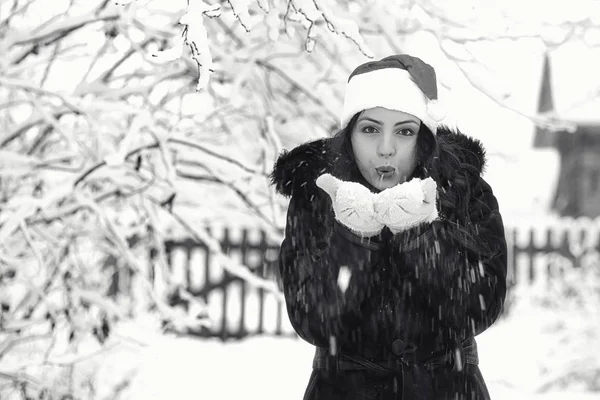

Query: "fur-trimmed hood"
<box><xmin>270</xmin><ymin>126</ymin><xmax>487</xmax><ymax>201</ymax></box>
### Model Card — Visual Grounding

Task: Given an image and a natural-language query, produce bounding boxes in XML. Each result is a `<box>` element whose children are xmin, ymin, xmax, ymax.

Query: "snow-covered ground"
<box><xmin>4</xmin><ymin>241</ymin><xmax>599</xmax><ymax>400</ymax></box>
<box><xmin>120</xmin><ymin>312</ymin><xmax>599</xmax><ymax>400</ymax></box>
<box><xmin>2</xmin><ymin>292</ymin><xmax>598</xmax><ymax>400</ymax></box>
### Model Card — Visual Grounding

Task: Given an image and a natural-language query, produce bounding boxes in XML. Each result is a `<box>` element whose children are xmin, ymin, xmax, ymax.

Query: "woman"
<box><xmin>270</xmin><ymin>54</ymin><xmax>507</xmax><ymax>399</ymax></box>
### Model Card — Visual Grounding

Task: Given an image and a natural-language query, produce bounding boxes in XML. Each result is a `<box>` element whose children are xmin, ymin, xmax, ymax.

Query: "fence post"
<box><xmin>221</xmin><ymin>227</ymin><xmax>230</xmax><ymax>341</ymax></box>
<box><xmin>506</xmin><ymin>228</ymin><xmax>517</xmax><ymax>287</ymax></box>
<box><xmin>545</xmin><ymin>228</ymin><xmax>553</xmax><ymax>283</ymax></box>
<box><xmin>239</xmin><ymin>228</ymin><xmax>248</xmax><ymax>338</ymax></box>
<box><xmin>165</xmin><ymin>241</ymin><xmax>173</xmax><ymax>276</ymax></box>
<box><xmin>276</xmin><ymin>300</ymin><xmax>283</xmax><ymax>336</ymax></box>
<box><xmin>527</xmin><ymin>228</ymin><xmax>536</xmax><ymax>284</ymax></box>
<box><xmin>148</xmin><ymin>246</ymin><xmax>156</xmax><ymax>286</ymax></box>
<box><xmin>257</xmin><ymin>231</ymin><xmax>268</xmax><ymax>335</ymax></box>
<box><xmin>201</xmin><ymin>227</ymin><xmax>211</xmax><ymax>305</ymax></box>
<box><xmin>185</xmin><ymin>242</ymin><xmax>192</xmax><ymax>290</ymax></box>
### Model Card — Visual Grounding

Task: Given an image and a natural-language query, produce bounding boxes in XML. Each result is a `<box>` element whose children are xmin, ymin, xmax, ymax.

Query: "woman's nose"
<box><xmin>377</xmin><ymin>134</ymin><xmax>396</xmax><ymax>157</ymax></box>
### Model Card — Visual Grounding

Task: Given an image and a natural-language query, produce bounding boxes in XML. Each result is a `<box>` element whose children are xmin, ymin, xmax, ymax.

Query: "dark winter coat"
<box><xmin>270</xmin><ymin>127</ymin><xmax>507</xmax><ymax>399</ymax></box>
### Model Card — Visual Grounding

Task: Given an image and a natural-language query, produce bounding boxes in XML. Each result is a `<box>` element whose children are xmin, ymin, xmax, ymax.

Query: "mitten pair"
<box><xmin>316</xmin><ymin>173</ymin><xmax>439</xmax><ymax>237</ymax></box>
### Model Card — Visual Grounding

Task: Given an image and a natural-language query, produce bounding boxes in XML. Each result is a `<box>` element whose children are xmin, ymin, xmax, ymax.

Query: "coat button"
<box><xmin>391</xmin><ymin>339</ymin><xmax>406</xmax><ymax>356</ymax></box>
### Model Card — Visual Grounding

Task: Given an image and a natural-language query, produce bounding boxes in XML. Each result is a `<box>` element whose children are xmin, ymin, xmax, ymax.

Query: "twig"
<box><xmin>96</xmin><ymin>0</ymin><xmax>112</xmax><ymax>15</ymax></box>
<box><xmin>42</xmin><ymin>341</ymin><xmax>121</xmax><ymax>367</ymax></box>
<box><xmin>73</xmin><ymin>134</ymin><xmax>266</xmax><ymax>188</ymax></box>
<box><xmin>309</xmin><ymin>0</ymin><xmax>373</xmax><ymax>58</ymax></box>
<box><xmin>0</xmin><ymin>100</ymin><xmax>31</xmax><ymax>110</ymax></box>
<box><xmin>36</xmin><ymin>156</ymin><xmax>85</xmax><ymax>172</ymax></box>
<box><xmin>151</xmin><ymin>197</ymin><xmax>283</xmax><ymax>297</ymax></box>
<box><xmin>226</xmin><ymin>0</ymin><xmax>250</xmax><ymax>33</ymax></box>
<box><xmin>100</xmin><ymin>369</ymin><xmax>137</xmax><ymax>400</ymax></box>
<box><xmin>0</xmin><ymin>370</ymin><xmax>41</xmax><ymax>387</ymax></box>
<box><xmin>449</xmin><ymin>58</ymin><xmax>576</xmax><ymax>132</ymax></box>
<box><xmin>176</xmin><ymin>170</ymin><xmax>276</xmax><ymax>230</ymax></box>
<box><xmin>27</xmin><ymin>125</ymin><xmax>54</xmax><ymax>155</ymax></box>
<box><xmin>0</xmin><ymin>334</ymin><xmax>51</xmax><ymax>361</ymax></box>
<box><xmin>169</xmin><ymin>137</ymin><xmax>265</xmax><ymax>176</ymax></box>
<box><xmin>212</xmin><ymin>16</ymin><xmax>244</xmax><ymax>48</ymax></box>
<box><xmin>255</xmin><ymin>59</ymin><xmax>339</xmax><ymax>124</ymax></box>
<box><xmin>18</xmin><ymin>222</ymin><xmax>44</xmax><ymax>273</ymax></box>
<box><xmin>0</xmin><ymin>316</ymin><xmax>50</xmax><ymax>333</ymax></box>
<box><xmin>110</xmin><ymin>332</ymin><xmax>148</xmax><ymax>348</ymax></box>
<box><xmin>0</xmin><ymin>109</ymin><xmax>73</xmax><ymax>148</ymax></box>
<box><xmin>0</xmin><ymin>0</ymin><xmax>35</xmax><ymax>31</ymax></box>
<box><xmin>79</xmin><ymin>37</ymin><xmax>111</xmax><ymax>86</ymax></box>
<box><xmin>98</xmin><ymin>38</ymin><xmax>154</xmax><ymax>83</ymax></box>
<box><xmin>43</xmin><ymin>330</ymin><xmax>59</xmax><ymax>364</ymax></box>
<box><xmin>29</xmin><ymin>190</ymin><xmax>119</xmax><ymax>225</ymax></box>
<box><xmin>6</xmin><ymin>42</ymin><xmax>86</xmax><ymax>75</ymax></box>
<box><xmin>9</xmin><ymin>244</ymin><xmax>69</xmax><ymax>322</ymax></box>
<box><xmin>73</xmin><ymin>193</ymin><xmax>189</xmax><ymax>330</ymax></box>
<box><xmin>0</xmin><ymin>77</ymin><xmax>84</xmax><ymax>113</ymax></box>
<box><xmin>24</xmin><ymin>92</ymin><xmax>78</xmax><ymax>153</ymax></box>
<box><xmin>33</xmin><ymin>0</ymin><xmax>77</xmax><ymax>35</ymax></box>
<box><xmin>418</xmin><ymin>2</ymin><xmax>469</xmax><ymax>29</ymax></box>
<box><xmin>39</xmin><ymin>41</ymin><xmax>61</xmax><ymax>87</ymax></box>
<box><xmin>9</xmin><ymin>9</ymin><xmax>120</xmax><ymax>47</ymax></box>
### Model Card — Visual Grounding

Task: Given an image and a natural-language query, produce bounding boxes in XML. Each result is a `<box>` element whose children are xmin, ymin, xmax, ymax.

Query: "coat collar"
<box><xmin>270</xmin><ymin>127</ymin><xmax>487</xmax><ymax>200</ymax></box>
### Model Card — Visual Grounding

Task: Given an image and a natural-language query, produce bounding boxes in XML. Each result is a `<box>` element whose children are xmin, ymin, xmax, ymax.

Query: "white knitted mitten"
<box><xmin>373</xmin><ymin>177</ymin><xmax>439</xmax><ymax>234</ymax></box>
<box><xmin>316</xmin><ymin>173</ymin><xmax>384</xmax><ymax>237</ymax></box>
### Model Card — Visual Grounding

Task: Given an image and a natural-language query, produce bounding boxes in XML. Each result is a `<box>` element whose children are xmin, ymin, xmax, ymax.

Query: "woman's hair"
<box><xmin>330</xmin><ymin>112</ymin><xmax>494</xmax><ymax>258</ymax></box>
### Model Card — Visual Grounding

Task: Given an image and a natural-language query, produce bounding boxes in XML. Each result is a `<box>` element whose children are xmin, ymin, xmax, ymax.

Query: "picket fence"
<box><xmin>161</xmin><ymin>218</ymin><xmax>600</xmax><ymax>340</ymax></box>
<box><xmin>163</xmin><ymin>228</ymin><xmax>293</xmax><ymax>340</ymax></box>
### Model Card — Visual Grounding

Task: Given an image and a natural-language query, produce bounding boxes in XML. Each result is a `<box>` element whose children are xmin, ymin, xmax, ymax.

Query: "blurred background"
<box><xmin>1</xmin><ymin>0</ymin><xmax>599</xmax><ymax>399</ymax></box>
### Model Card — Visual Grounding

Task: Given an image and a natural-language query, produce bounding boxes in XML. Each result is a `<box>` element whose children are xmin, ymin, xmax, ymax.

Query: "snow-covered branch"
<box><xmin>8</xmin><ymin>9</ymin><xmax>120</xmax><ymax>47</ymax></box>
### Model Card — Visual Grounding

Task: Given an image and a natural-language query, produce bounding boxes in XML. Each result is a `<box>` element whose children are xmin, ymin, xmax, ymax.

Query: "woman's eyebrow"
<box><xmin>358</xmin><ymin>117</ymin><xmax>418</xmax><ymax>127</ymax></box>
<box><xmin>358</xmin><ymin>117</ymin><xmax>382</xmax><ymax>125</ymax></box>
<box><xmin>394</xmin><ymin>120</ymin><xmax>419</xmax><ymax>127</ymax></box>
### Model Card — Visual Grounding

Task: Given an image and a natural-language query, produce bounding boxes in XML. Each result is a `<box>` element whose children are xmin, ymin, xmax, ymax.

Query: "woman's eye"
<box><xmin>396</xmin><ymin>129</ymin><xmax>415</xmax><ymax>136</ymax></box>
<box><xmin>362</xmin><ymin>126</ymin><xmax>378</xmax><ymax>134</ymax></box>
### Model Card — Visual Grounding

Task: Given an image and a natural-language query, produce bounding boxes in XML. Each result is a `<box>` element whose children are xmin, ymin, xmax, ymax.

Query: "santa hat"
<box><xmin>341</xmin><ymin>54</ymin><xmax>446</xmax><ymax>133</ymax></box>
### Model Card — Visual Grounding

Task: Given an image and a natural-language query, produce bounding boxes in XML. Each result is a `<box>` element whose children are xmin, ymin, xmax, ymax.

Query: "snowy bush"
<box><xmin>0</xmin><ymin>0</ymin><xmax>376</xmax><ymax>397</ymax></box>
<box><xmin>505</xmin><ymin>250</ymin><xmax>600</xmax><ymax>392</ymax></box>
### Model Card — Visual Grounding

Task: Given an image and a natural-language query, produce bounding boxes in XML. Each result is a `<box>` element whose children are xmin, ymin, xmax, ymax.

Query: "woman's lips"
<box><xmin>375</xmin><ymin>166</ymin><xmax>396</xmax><ymax>178</ymax></box>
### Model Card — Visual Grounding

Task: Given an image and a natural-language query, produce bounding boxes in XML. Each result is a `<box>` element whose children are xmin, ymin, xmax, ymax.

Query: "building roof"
<box><xmin>534</xmin><ymin>53</ymin><xmax>600</xmax><ymax>148</ymax></box>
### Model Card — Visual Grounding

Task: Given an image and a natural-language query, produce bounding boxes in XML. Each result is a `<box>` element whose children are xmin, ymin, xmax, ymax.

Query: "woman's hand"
<box><xmin>316</xmin><ymin>173</ymin><xmax>384</xmax><ymax>237</ymax></box>
<box><xmin>373</xmin><ymin>177</ymin><xmax>439</xmax><ymax>234</ymax></box>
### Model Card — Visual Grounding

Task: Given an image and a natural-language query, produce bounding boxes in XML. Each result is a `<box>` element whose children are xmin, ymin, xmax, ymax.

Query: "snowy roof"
<box><xmin>554</xmin><ymin>98</ymin><xmax>600</xmax><ymax>125</ymax></box>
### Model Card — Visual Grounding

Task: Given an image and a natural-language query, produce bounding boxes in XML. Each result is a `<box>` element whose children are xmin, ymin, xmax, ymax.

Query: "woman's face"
<box><xmin>350</xmin><ymin>107</ymin><xmax>420</xmax><ymax>191</ymax></box>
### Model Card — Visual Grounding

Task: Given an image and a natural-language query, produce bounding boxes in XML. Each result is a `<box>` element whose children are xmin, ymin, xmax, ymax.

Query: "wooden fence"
<box><xmin>162</xmin><ymin>228</ymin><xmax>294</xmax><ymax>340</ymax></box>
<box><xmin>506</xmin><ymin>219</ymin><xmax>600</xmax><ymax>286</ymax></box>
<box><xmin>157</xmin><ymin>219</ymin><xmax>600</xmax><ymax>340</ymax></box>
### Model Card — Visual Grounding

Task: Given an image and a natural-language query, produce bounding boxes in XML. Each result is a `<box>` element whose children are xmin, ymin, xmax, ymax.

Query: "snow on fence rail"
<box><xmin>146</xmin><ymin>217</ymin><xmax>600</xmax><ymax>340</ymax></box>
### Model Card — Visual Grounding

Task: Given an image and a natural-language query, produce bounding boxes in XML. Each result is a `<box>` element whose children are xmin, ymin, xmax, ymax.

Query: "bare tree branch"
<box><xmin>0</xmin><ymin>109</ymin><xmax>74</xmax><ymax>147</ymax></box>
<box><xmin>9</xmin><ymin>9</ymin><xmax>120</xmax><ymax>47</ymax></box>
<box><xmin>256</xmin><ymin>58</ymin><xmax>339</xmax><ymax>124</ymax></box>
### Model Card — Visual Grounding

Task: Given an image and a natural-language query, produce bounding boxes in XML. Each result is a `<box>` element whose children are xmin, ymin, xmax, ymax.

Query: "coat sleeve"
<box><xmin>392</xmin><ymin>177</ymin><xmax>507</xmax><ymax>339</ymax></box>
<box><xmin>277</xmin><ymin>194</ymin><xmax>380</xmax><ymax>348</ymax></box>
